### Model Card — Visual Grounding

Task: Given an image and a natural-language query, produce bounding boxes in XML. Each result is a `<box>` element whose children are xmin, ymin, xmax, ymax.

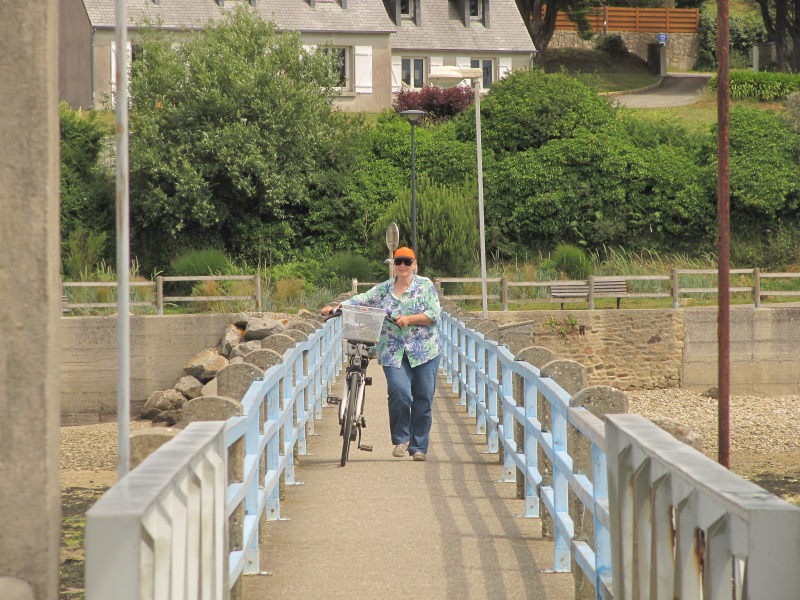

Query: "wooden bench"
<box><xmin>550</xmin><ymin>279</ymin><xmax>628</xmax><ymax>309</ymax></box>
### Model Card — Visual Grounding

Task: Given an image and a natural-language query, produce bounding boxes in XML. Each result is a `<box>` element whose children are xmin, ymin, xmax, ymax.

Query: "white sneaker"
<box><xmin>412</xmin><ymin>452</ymin><xmax>427</xmax><ymax>461</ymax></box>
<box><xmin>392</xmin><ymin>443</ymin><xmax>409</xmax><ymax>458</ymax></box>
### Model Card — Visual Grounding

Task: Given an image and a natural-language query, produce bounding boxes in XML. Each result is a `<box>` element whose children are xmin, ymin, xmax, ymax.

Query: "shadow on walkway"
<box><xmin>244</xmin><ymin>368</ymin><xmax>573</xmax><ymax>600</ymax></box>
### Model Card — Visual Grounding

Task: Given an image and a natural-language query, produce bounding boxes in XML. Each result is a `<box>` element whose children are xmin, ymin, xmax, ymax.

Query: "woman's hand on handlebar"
<box><xmin>320</xmin><ymin>305</ymin><xmax>341</xmax><ymax>318</ymax></box>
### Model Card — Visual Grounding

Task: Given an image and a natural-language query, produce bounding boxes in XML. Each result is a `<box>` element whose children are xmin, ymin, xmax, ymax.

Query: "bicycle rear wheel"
<box><xmin>340</xmin><ymin>376</ymin><xmax>359</xmax><ymax>467</ymax></box>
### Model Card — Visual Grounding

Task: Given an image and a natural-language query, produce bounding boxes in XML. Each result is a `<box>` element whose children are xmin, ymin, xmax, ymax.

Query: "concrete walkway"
<box><xmin>612</xmin><ymin>73</ymin><xmax>713</xmax><ymax>108</ymax></box>
<box><xmin>243</xmin><ymin>367</ymin><xmax>573</xmax><ymax>600</ymax></box>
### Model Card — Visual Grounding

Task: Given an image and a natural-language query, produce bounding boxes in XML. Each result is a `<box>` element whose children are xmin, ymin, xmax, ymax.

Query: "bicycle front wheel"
<box><xmin>340</xmin><ymin>376</ymin><xmax>359</xmax><ymax>467</ymax></box>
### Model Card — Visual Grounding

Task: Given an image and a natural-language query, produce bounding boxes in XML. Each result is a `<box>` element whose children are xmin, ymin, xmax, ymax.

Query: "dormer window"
<box><xmin>469</xmin><ymin>0</ymin><xmax>482</xmax><ymax>18</ymax></box>
<box><xmin>400</xmin><ymin>0</ymin><xmax>415</xmax><ymax>18</ymax></box>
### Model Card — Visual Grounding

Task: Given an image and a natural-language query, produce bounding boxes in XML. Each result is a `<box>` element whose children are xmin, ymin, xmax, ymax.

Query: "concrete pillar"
<box><xmin>0</xmin><ymin>0</ymin><xmax>62</xmax><ymax>596</ymax></box>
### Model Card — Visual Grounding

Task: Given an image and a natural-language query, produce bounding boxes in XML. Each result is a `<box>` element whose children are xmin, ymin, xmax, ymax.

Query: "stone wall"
<box><xmin>550</xmin><ymin>31</ymin><xmax>700</xmax><ymax>72</ymax></box>
<box><xmin>494</xmin><ymin>309</ymin><xmax>685</xmax><ymax>390</ymax></box>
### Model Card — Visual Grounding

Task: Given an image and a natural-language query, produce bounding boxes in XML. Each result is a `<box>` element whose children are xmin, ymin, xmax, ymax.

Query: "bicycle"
<box><xmin>326</xmin><ymin>305</ymin><xmax>395</xmax><ymax>467</ymax></box>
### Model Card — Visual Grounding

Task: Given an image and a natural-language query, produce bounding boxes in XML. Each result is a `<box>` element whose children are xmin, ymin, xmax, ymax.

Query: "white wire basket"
<box><xmin>340</xmin><ymin>305</ymin><xmax>386</xmax><ymax>343</ymax></box>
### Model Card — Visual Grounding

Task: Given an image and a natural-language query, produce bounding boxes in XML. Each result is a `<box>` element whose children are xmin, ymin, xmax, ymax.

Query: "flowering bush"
<box><xmin>392</xmin><ymin>85</ymin><xmax>474</xmax><ymax>121</ymax></box>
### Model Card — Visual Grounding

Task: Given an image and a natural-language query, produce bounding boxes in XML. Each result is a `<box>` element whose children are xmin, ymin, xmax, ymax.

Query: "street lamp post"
<box><xmin>428</xmin><ymin>67</ymin><xmax>488</xmax><ymax>318</ymax></box>
<box><xmin>400</xmin><ymin>109</ymin><xmax>425</xmax><ymax>255</ymax></box>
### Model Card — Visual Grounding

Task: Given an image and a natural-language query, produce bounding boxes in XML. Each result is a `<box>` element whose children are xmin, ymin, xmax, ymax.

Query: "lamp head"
<box><xmin>428</xmin><ymin>66</ymin><xmax>483</xmax><ymax>88</ymax></box>
<box><xmin>400</xmin><ymin>109</ymin><xmax>426</xmax><ymax>124</ymax></box>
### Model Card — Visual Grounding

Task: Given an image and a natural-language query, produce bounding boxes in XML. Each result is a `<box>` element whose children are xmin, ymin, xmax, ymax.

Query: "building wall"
<box><xmin>303</xmin><ymin>31</ymin><xmax>394</xmax><ymax>112</ymax></box>
<box><xmin>549</xmin><ymin>31</ymin><xmax>701</xmax><ymax>72</ymax></box>
<box><xmin>59</xmin><ymin>0</ymin><xmax>94</xmax><ymax>108</ymax></box>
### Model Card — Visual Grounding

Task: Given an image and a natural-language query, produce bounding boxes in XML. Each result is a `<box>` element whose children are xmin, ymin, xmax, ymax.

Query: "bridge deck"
<box><xmin>244</xmin><ymin>368</ymin><xmax>573</xmax><ymax>600</ymax></box>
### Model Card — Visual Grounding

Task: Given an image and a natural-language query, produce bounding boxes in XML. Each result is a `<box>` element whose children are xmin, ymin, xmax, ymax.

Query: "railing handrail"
<box><xmin>85</xmin><ymin>316</ymin><xmax>344</xmax><ymax>599</ymax></box>
<box><xmin>439</xmin><ymin>310</ymin><xmax>800</xmax><ymax>599</ymax></box>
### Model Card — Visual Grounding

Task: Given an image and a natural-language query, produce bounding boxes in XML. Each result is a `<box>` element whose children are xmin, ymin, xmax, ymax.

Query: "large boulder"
<box><xmin>182</xmin><ymin>348</ymin><xmax>229</xmax><ymax>382</ymax></box>
<box><xmin>183</xmin><ymin>395</ymin><xmax>243</xmax><ymax>422</ymax></box>
<box><xmin>174</xmin><ymin>375</ymin><xmax>203</xmax><ymax>400</ymax></box>
<box><xmin>283</xmin><ymin>329</ymin><xmax>308</xmax><ymax>343</ymax></box>
<box><xmin>130</xmin><ymin>428</ymin><xmax>179</xmax><ymax>470</ymax></box>
<box><xmin>244</xmin><ymin>316</ymin><xmax>283</xmax><ymax>341</ymax></box>
<box><xmin>244</xmin><ymin>349</ymin><xmax>283</xmax><ymax>371</ymax></box>
<box><xmin>141</xmin><ymin>388</ymin><xmax>186</xmax><ymax>419</ymax></box>
<box><xmin>218</xmin><ymin>324</ymin><xmax>244</xmax><ymax>357</ymax></box>
<box><xmin>285</xmin><ymin>320</ymin><xmax>317</xmax><ymax>335</ymax></box>
<box><xmin>262</xmin><ymin>333</ymin><xmax>297</xmax><ymax>356</ymax></box>
<box><xmin>216</xmin><ymin>362</ymin><xmax>263</xmax><ymax>401</ymax></box>
<box><xmin>229</xmin><ymin>340</ymin><xmax>262</xmax><ymax>360</ymax></box>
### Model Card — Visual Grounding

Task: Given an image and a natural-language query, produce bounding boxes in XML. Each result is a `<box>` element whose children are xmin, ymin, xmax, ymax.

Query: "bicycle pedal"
<box><xmin>365</xmin><ymin>377</ymin><xmax>372</xmax><ymax>386</ymax></box>
<box><xmin>359</xmin><ymin>444</ymin><xmax>373</xmax><ymax>452</ymax></box>
<box><xmin>327</xmin><ymin>396</ymin><xmax>341</xmax><ymax>405</ymax></box>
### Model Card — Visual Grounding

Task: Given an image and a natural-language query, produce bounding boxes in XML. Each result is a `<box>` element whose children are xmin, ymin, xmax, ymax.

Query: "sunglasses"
<box><xmin>393</xmin><ymin>257</ymin><xmax>414</xmax><ymax>266</ymax></box>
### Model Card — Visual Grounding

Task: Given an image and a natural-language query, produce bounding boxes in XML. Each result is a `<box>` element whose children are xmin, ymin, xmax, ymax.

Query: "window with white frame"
<box><xmin>401</xmin><ymin>57</ymin><xmax>425</xmax><ymax>88</ymax></box>
<box><xmin>400</xmin><ymin>0</ymin><xmax>415</xmax><ymax>18</ymax></box>
<box><xmin>322</xmin><ymin>47</ymin><xmax>350</xmax><ymax>89</ymax></box>
<box><xmin>469</xmin><ymin>0</ymin><xmax>482</xmax><ymax>18</ymax></box>
<box><xmin>470</xmin><ymin>58</ymin><xmax>493</xmax><ymax>89</ymax></box>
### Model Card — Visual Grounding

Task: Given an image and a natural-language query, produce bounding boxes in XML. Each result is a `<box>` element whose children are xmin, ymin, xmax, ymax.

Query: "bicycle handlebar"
<box><xmin>323</xmin><ymin>307</ymin><xmax>397</xmax><ymax>326</ymax></box>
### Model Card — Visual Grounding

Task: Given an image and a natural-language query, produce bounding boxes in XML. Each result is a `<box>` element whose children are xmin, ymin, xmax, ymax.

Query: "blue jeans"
<box><xmin>383</xmin><ymin>354</ymin><xmax>441</xmax><ymax>455</ymax></box>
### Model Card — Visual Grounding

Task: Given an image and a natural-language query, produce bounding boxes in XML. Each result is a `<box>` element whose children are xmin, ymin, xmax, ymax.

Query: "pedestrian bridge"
<box><xmin>85</xmin><ymin>303</ymin><xmax>800</xmax><ymax>600</ymax></box>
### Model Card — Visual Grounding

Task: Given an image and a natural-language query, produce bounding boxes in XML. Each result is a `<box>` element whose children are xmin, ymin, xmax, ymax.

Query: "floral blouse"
<box><xmin>342</xmin><ymin>275</ymin><xmax>441</xmax><ymax>368</ymax></box>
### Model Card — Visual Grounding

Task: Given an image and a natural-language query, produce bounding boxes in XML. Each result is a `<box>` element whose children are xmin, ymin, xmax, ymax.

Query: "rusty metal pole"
<box><xmin>716</xmin><ymin>0</ymin><xmax>731</xmax><ymax>468</ymax></box>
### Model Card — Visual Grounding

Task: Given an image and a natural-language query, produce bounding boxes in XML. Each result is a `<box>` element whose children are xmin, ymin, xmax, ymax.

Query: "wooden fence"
<box><xmin>62</xmin><ymin>274</ymin><xmax>262</xmax><ymax>314</ymax></box>
<box><xmin>550</xmin><ymin>7</ymin><xmax>700</xmax><ymax>33</ymax></box>
<box><xmin>352</xmin><ymin>269</ymin><xmax>800</xmax><ymax>311</ymax></box>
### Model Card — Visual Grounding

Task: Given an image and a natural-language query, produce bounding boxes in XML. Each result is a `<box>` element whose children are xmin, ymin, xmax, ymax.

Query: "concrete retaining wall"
<box><xmin>60</xmin><ymin>307</ymin><xmax>800</xmax><ymax>419</ymax></box>
<box><xmin>493</xmin><ymin>306</ymin><xmax>800</xmax><ymax>395</ymax></box>
<box><xmin>681</xmin><ymin>307</ymin><xmax>800</xmax><ymax>396</ymax></box>
<box><xmin>61</xmin><ymin>314</ymin><xmax>239</xmax><ymax>418</ymax></box>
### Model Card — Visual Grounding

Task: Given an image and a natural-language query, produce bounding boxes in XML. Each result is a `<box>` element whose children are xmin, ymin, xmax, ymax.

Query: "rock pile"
<box><xmin>141</xmin><ymin>310</ymin><xmax>325</xmax><ymax>426</ymax></box>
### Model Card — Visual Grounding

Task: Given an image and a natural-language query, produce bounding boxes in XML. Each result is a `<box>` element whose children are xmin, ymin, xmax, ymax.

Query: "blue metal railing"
<box><xmin>438</xmin><ymin>310</ymin><xmax>613</xmax><ymax>598</ymax></box>
<box><xmin>225</xmin><ymin>316</ymin><xmax>342</xmax><ymax>583</ymax></box>
<box><xmin>86</xmin><ymin>316</ymin><xmax>343</xmax><ymax>599</ymax></box>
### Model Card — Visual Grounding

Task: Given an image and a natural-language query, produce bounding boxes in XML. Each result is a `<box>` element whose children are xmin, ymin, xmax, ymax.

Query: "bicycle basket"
<box><xmin>340</xmin><ymin>305</ymin><xmax>385</xmax><ymax>343</ymax></box>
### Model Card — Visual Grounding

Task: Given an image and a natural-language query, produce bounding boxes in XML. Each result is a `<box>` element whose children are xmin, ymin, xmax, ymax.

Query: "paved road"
<box><xmin>243</xmin><ymin>368</ymin><xmax>573</xmax><ymax>600</ymax></box>
<box><xmin>612</xmin><ymin>73</ymin><xmax>713</xmax><ymax>108</ymax></box>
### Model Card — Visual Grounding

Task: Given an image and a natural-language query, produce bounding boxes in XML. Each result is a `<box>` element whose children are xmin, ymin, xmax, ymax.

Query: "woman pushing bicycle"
<box><xmin>320</xmin><ymin>246</ymin><xmax>441</xmax><ymax>461</ymax></box>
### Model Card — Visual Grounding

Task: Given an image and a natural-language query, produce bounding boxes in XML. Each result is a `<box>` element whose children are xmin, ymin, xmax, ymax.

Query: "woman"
<box><xmin>321</xmin><ymin>247</ymin><xmax>441</xmax><ymax>461</ymax></box>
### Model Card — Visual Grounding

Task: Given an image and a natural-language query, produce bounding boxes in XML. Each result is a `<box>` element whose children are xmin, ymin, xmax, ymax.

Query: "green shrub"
<box><xmin>696</xmin><ymin>10</ymin><xmax>767</xmax><ymax>70</ymax></box>
<box><xmin>62</xmin><ymin>227</ymin><xmax>109</xmax><ymax>280</ymax></box>
<box><xmin>375</xmin><ymin>175</ymin><xmax>479</xmax><ymax>276</ymax></box>
<box><xmin>594</xmin><ymin>34</ymin><xmax>628</xmax><ymax>56</ymax></box>
<box><xmin>486</xmin><ymin>132</ymin><xmax>714</xmax><ymax>255</ymax></box>
<box><xmin>328</xmin><ymin>252</ymin><xmax>386</xmax><ymax>283</ymax></box>
<box><xmin>709</xmin><ymin>70</ymin><xmax>800</xmax><ymax>101</ymax></box>
<box><xmin>552</xmin><ymin>244</ymin><xmax>593</xmax><ymax>279</ymax></box>
<box><xmin>452</xmin><ymin>70</ymin><xmax>617</xmax><ymax>155</ymax></box>
<box><xmin>59</xmin><ymin>103</ymin><xmax>114</xmax><ymax>272</ymax></box>
<box><xmin>168</xmin><ymin>249</ymin><xmax>233</xmax><ymax>276</ymax></box>
<box><xmin>710</xmin><ymin>107</ymin><xmax>800</xmax><ymax>226</ymax></box>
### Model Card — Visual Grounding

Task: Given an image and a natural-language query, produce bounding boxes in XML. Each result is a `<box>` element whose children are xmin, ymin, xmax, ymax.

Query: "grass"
<box><xmin>540</xmin><ymin>48</ymin><xmax>661</xmax><ymax>92</ymax></box>
<box><xmin>619</xmin><ymin>89</ymin><xmax>787</xmax><ymax>131</ymax></box>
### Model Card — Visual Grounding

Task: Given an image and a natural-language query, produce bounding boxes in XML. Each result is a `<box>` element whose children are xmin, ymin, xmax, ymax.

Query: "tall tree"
<box><xmin>514</xmin><ymin>0</ymin><xmax>594</xmax><ymax>54</ymax></box>
<box><xmin>127</xmin><ymin>7</ymin><xmax>361</xmax><ymax>270</ymax></box>
<box><xmin>755</xmin><ymin>0</ymin><xmax>800</xmax><ymax>71</ymax></box>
